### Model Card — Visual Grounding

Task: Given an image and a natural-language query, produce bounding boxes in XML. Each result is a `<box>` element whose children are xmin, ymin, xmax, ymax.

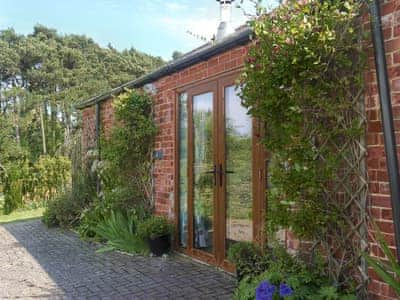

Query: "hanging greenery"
<box><xmin>100</xmin><ymin>89</ymin><xmax>157</xmax><ymax>208</ymax></box>
<box><xmin>240</xmin><ymin>0</ymin><xmax>367</xmax><ymax>290</ymax></box>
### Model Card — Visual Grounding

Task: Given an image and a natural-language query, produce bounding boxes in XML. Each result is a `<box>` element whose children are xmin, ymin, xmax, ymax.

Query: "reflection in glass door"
<box><xmin>224</xmin><ymin>85</ymin><xmax>253</xmax><ymax>253</ymax></box>
<box><xmin>176</xmin><ymin>76</ymin><xmax>262</xmax><ymax>269</ymax></box>
<box><xmin>178</xmin><ymin>93</ymin><xmax>188</xmax><ymax>248</ymax></box>
<box><xmin>192</xmin><ymin>92</ymin><xmax>214</xmax><ymax>253</ymax></box>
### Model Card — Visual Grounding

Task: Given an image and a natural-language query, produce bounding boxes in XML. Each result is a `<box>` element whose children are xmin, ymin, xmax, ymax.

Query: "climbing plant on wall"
<box><xmin>241</xmin><ymin>0</ymin><xmax>368</xmax><ymax>295</ymax></box>
<box><xmin>100</xmin><ymin>89</ymin><xmax>158</xmax><ymax>210</ymax></box>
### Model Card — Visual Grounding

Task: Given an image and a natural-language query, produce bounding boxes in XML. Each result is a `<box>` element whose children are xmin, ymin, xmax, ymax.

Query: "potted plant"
<box><xmin>138</xmin><ymin>215</ymin><xmax>173</xmax><ymax>256</ymax></box>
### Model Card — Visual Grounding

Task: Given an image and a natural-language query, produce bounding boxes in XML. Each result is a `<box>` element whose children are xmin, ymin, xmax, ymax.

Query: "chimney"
<box><xmin>216</xmin><ymin>0</ymin><xmax>235</xmax><ymax>41</ymax></box>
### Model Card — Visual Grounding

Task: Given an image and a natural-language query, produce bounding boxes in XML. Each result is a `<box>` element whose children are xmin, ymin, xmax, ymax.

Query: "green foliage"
<box><xmin>31</xmin><ymin>155</ymin><xmax>71</xmax><ymax>201</ymax></box>
<box><xmin>233</xmin><ymin>246</ymin><xmax>356</xmax><ymax>300</ymax></box>
<box><xmin>78</xmin><ymin>89</ymin><xmax>157</xmax><ymax>239</ymax></box>
<box><xmin>241</xmin><ymin>0</ymin><xmax>365</xmax><ymax>240</ymax></box>
<box><xmin>364</xmin><ymin>228</ymin><xmax>400</xmax><ymax>296</ymax></box>
<box><xmin>227</xmin><ymin>242</ymin><xmax>268</xmax><ymax>280</ymax></box>
<box><xmin>137</xmin><ymin>215</ymin><xmax>173</xmax><ymax>240</ymax></box>
<box><xmin>42</xmin><ymin>170</ymin><xmax>95</xmax><ymax>227</ymax></box>
<box><xmin>94</xmin><ymin>210</ymin><xmax>148</xmax><ymax>254</ymax></box>
<box><xmin>1</xmin><ymin>155</ymin><xmax>70</xmax><ymax>214</ymax></box>
<box><xmin>78</xmin><ymin>186</ymin><xmax>151</xmax><ymax>239</ymax></box>
<box><xmin>101</xmin><ymin>89</ymin><xmax>157</xmax><ymax>201</ymax></box>
<box><xmin>0</xmin><ymin>26</ymin><xmax>164</xmax><ymax>215</ymax></box>
<box><xmin>0</xmin><ymin>25</ymin><xmax>163</xmax><ymax>159</ymax></box>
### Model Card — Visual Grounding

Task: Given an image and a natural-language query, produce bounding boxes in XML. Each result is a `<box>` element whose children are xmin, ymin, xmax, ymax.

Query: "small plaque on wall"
<box><xmin>153</xmin><ymin>150</ymin><xmax>163</xmax><ymax>160</ymax></box>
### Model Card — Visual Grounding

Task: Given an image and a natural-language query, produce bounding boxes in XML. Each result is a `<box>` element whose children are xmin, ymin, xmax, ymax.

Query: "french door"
<box><xmin>176</xmin><ymin>73</ymin><xmax>266</xmax><ymax>270</ymax></box>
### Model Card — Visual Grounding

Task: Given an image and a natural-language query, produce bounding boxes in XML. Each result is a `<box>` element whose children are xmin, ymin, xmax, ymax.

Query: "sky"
<box><xmin>0</xmin><ymin>0</ymin><xmax>277</xmax><ymax>60</ymax></box>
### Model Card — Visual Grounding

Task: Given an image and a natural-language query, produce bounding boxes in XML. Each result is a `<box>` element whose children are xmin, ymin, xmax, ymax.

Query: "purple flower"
<box><xmin>279</xmin><ymin>283</ymin><xmax>294</xmax><ymax>297</ymax></box>
<box><xmin>256</xmin><ymin>281</ymin><xmax>276</xmax><ymax>300</ymax></box>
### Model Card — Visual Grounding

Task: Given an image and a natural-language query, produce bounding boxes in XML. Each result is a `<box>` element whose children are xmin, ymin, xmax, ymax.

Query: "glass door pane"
<box><xmin>178</xmin><ymin>93</ymin><xmax>188</xmax><ymax>247</ymax></box>
<box><xmin>224</xmin><ymin>86</ymin><xmax>253</xmax><ymax>252</ymax></box>
<box><xmin>193</xmin><ymin>92</ymin><xmax>214</xmax><ymax>253</ymax></box>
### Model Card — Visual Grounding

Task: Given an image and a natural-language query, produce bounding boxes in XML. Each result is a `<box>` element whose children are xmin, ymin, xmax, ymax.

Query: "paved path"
<box><xmin>0</xmin><ymin>220</ymin><xmax>236</xmax><ymax>299</ymax></box>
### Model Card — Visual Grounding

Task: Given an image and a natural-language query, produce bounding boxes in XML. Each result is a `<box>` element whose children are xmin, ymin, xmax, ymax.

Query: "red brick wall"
<box><xmin>366</xmin><ymin>1</ymin><xmax>400</xmax><ymax>298</ymax></box>
<box><xmin>151</xmin><ymin>46</ymin><xmax>248</xmax><ymax>217</ymax></box>
<box><xmin>79</xmin><ymin>2</ymin><xmax>400</xmax><ymax>296</ymax></box>
<box><xmin>80</xmin><ymin>45</ymin><xmax>247</xmax><ymax>215</ymax></box>
<box><xmin>81</xmin><ymin>99</ymin><xmax>115</xmax><ymax>159</ymax></box>
<box><xmin>81</xmin><ymin>106</ymin><xmax>96</xmax><ymax>156</ymax></box>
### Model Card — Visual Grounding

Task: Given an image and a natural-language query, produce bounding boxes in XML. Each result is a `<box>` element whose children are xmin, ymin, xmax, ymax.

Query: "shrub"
<box><xmin>94</xmin><ymin>209</ymin><xmax>148</xmax><ymax>254</ymax></box>
<box><xmin>242</xmin><ymin>0</ymin><xmax>365</xmax><ymax>241</ymax></box>
<box><xmin>240</xmin><ymin>0</ymin><xmax>366</xmax><ymax>288</ymax></box>
<box><xmin>101</xmin><ymin>89</ymin><xmax>157</xmax><ymax>211</ymax></box>
<box><xmin>78</xmin><ymin>185</ymin><xmax>151</xmax><ymax>239</ymax></box>
<box><xmin>137</xmin><ymin>215</ymin><xmax>173</xmax><ymax>240</ymax></box>
<box><xmin>32</xmin><ymin>155</ymin><xmax>71</xmax><ymax>201</ymax></box>
<box><xmin>1</xmin><ymin>160</ymin><xmax>30</xmax><ymax>214</ymax></box>
<box><xmin>78</xmin><ymin>89</ymin><xmax>157</xmax><ymax>239</ymax></box>
<box><xmin>232</xmin><ymin>245</ymin><xmax>356</xmax><ymax>299</ymax></box>
<box><xmin>42</xmin><ymin>170</ymin><xmax>95</xmax><ymax>228</ymax></box>
<box><xmin>1</xmin><ymin>155</ymin><xmax>71</xmax><ymax>214</ymax></box>
<box><xmin>42</xmin><ymin>189</ymin><xmax>79</xmax><ymax>227</ymax></box>
<box><xmin>227</xmin><ymin>242</ymin><xmax>268</xmax><ymax>281</ymax></box>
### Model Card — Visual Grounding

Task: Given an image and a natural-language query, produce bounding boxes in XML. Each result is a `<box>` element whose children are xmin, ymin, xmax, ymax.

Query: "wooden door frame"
<box><xmin>174</xmin><ymin>71</ymin><xmax>267</xmax><ymax>271</ymax></box>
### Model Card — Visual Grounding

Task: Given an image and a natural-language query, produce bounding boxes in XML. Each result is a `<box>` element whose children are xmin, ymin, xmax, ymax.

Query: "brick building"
<box><xmin>76</xmin><ymin>1</ymin><xmax>400</xmax><ymax>298</ymax></box>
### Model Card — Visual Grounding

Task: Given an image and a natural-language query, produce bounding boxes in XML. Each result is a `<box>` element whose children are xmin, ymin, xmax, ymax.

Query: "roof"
<box><xmin>75</xmin><ymin>26</ymin><xmax>252</xmax><ymax>109</ymax></box>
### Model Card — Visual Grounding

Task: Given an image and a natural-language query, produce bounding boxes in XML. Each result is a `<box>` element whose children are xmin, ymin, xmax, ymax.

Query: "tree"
<box><xmin>0</xmin><ymin>25</ymin><xmax>164</xmax><ymax>161</ymax></box>
<box><xmin>172</xmin><ymin>51</ymin><xmax>183</xmax><ymax>60</ymax></box>
<box><xmin>0</xmin><ymin>25</ymin><xmax>165</xmax><ymax>212</ymax></box>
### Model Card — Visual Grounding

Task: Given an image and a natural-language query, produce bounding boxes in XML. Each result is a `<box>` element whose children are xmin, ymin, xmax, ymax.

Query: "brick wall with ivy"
<box><xmin>79</xmin><ymin>1</ymin><xmax>400</xmax><ymax>297</ymax></box>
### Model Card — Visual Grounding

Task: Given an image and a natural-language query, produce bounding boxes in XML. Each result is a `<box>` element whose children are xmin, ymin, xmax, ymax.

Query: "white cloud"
<box><xmin>155</xmin><ymin>0</ymin><xmax>253</xmax><ymax>45</ymax></box>
<box><xmin>159</xmin><ymin>16</ymin><xmax>218</xmax><ymax>40</ymax></box>
<box><xmin>133</xmin><ymin>0</ymin><xmax>277</xmax><ymax>57</ymax></box>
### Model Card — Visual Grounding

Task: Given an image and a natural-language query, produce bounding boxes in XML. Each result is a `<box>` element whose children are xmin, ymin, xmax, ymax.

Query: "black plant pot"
<box><xmin>148</xmin><ymin>234</ymin><xmax>171</xmax><ymax>256</ymax></box>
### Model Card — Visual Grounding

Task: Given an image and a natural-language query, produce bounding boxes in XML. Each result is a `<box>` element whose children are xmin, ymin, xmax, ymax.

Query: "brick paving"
<box><xmin>0</xmin><ymin>220</ymin><xmax>236</xmax><ymax>299</ymax></box>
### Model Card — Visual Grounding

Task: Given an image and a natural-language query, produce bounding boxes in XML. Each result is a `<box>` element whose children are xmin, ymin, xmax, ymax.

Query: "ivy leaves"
<box><xmin>241</xmin><ymin>0</ymin><xmax>365</xmax><ymax>239</ymax></box>
<box><xmin>101</xmin><ymin>89</ymin><xmax>157</xmax><ymax>208</ymax></box>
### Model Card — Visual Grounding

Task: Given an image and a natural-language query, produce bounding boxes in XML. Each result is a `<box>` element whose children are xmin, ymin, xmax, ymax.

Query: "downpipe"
<box><xmin>369</xmin><ymin>0</ymin><xmax>400</xmax><ymax>261</ymax></box>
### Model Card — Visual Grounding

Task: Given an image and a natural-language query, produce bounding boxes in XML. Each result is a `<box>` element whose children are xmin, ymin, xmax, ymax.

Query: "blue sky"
<box><xmin>0</xmin><ymin>0</ymin><xmax>276</xmax><ymax>60</ymax></box>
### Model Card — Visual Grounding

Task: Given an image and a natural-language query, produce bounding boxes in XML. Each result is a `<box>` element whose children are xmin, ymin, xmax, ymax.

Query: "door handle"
<box><xmin>218</xmin><ymin>164</ymin><xmax>235</xmax><ymax>187</ymax></box>
<box><xmin>219</xmin><ymin>164</ymin><xmax>223</xmax><ymax>187</ymax></box>
<box><xmin>205</xmin><ymin>164</ymin><xmax>217</xmax><ymax>186</ymax></box>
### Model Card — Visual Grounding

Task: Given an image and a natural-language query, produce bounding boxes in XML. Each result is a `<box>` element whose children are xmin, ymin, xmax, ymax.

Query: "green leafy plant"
<box><xmin>42</xmin><ymin>189</ymin><xmax>80</xmax><ymax>227</ymax></box>
<box><xmin>1</xmin><ymin>159</ymin><xmax>31</xmax><ymax>214</ymax></box>
<box><xmin>227</xmin><ymin>242</ymin><xmax>268</xmax><ymax>280</ymax></box>
<box><xmin>233</xmin><ymin>246</ymin><xmax>356</xmax><ymax>300</ymax></box>
<box><xmin>1</xmin><ymin>155</ymin><xmax>71</xmax><ymax>214</ymax></box>
<box><xmin>100</xmin><ymin>89</ymin><xmax>157</xmax><ymax>211</ymax></box>
<box><xmin>42</xmin><ymin>170</ymin><xmax>95</xmax><ymax>227</ymax></box>
<box><xmin>79</xmin><ymin>89</ymin><xmax>157</xmax><ymax>238</ymax></box>
<box><xmin>242</xmin><ymin>0</ymin><xmax>365</xmax><ymax>240</ymax></box>
<box><xmin>78</xmin><ymin>184</ymin><xmax>151</xmax><ymax>239</ymax></box>
<box><xmin>94</xmin><ymin>209</ymin><xmax>148</xmax><ymax>254</ymax></box>
<box><xmin>364</xmin><ymin>229</ymin><xmax>400</xmax><ymax>296</ymax></box>
<box><xmin>137</xmin><ymin>215</ymin><xmax>173</xmax><ymax>240</ymax></box>
<box><xmin>240</xmin><ymin>0</ymin><xmax>366</xmax><ymax>288</ymax></box>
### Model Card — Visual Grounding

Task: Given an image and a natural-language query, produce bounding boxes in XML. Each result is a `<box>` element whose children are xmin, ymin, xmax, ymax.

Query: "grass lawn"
<box><xmin>0</xmin><ymin>195</ymin><xmax>44</xmax><ymax>224</ymax></box>
<box><xmin>0</xmin><ymin>207</ymin><xmax>44</xmax><ymax>224</ymax></box>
